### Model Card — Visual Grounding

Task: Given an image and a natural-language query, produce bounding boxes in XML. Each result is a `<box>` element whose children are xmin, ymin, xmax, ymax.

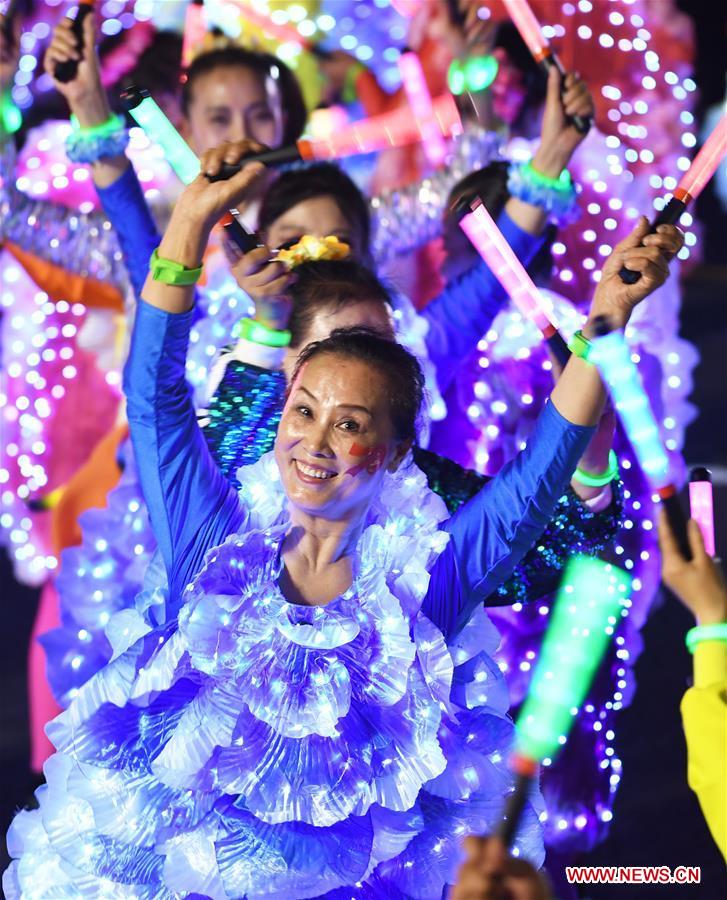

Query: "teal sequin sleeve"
<box><xmin>412</xmin><ymin>446</ymin><xmax>622</xmax><ymax>606</ymax></box>
<box><xmin>203</xmin><ymin>360</ymin><xmax>285</xmax><ymax>481</ymax></box>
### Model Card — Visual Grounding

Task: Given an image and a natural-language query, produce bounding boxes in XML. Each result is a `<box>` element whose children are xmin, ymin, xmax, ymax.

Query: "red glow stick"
<box><xmin>398</xmin><ymin>50</ymin><xmax>448</xmax><ymax>166</ymax></box>
<box><xmin>501</xmin><ymin>0</ymin><xmax>590</xmax><ymax>134</ymax></box>
<box><xmin>458</xmin><ymin>198</ymin><xmax>570</xmax><ymax>364</ymax></box>
<box><xmin>689</xmin><ymin>467</ymin><xmax>715</xmax><ymax>557</ymax></box>
<box><xmin>674</xmin><ymin>113</ymin><xmax>727</xmax><ymax>205</ymax></box>
<box><xmin>501</xmin><ymin>0</ymin><xmax>548</xmax><ymax>61</ymax></box>
<box><xmin>620</xmin><ymin>113</ymin><xmax>727</xmax><ymax>283</ymax></box>
<box><xmin>209</xmin><ymin>94</ymin><xmax>462</xmax><ymax>179</ymax></box>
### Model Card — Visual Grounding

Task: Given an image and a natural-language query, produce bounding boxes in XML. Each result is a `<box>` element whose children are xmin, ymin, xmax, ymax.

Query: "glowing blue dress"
<box><xmin>4</xmin><ymin>301</ymin><xmax>594</xmax><ymax>897</ymax></box>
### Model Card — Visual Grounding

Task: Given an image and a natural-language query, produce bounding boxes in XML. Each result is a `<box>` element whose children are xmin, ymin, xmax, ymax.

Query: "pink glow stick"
<box><xmin>308</xmin><ymin>93</ymin><xmax>462</xmax><ymax>159</ymax></box>
<box><xmin>398</xmin><ymin>50</ymin><xmax>448</xmax><ymax>167</ymax></box>
<box><xmin>182</xmin><ymin>3</ymin><xmax>207</xmax><ymax>68</ymax></box>
<box><xmin>689</xmin><ymin>468</ymin><xmax>715</xmax><ymax>556</ymax></box>
<box><xmin>501</xmin><ymin>0</ymin><xmax>550</xmax><ymax>61</ymax></box>
<box><xmin>674</xmin><ymin>113</ymin><xmax>727</xmax><ymax>204</ymax></box>
<box><xmin>459</xmin><ymin>200</ymin><xmax>559</xmax><ymax>335</ymax></box>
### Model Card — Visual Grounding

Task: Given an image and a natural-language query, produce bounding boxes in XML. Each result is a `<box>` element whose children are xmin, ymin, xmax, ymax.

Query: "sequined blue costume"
<box><xmin>4</xmin><ymin>299</ymin><xmax>595</xmax><ymax>897</ymax></box>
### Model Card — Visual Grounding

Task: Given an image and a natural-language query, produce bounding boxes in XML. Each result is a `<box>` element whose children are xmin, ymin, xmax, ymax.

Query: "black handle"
<box><xmin>496</xmin><ymin>771</ymin><xmax>534</xmax><ymax>849</ymax></box>
<box><xmin>206</xmin><ymin>145</ymin><xmax>303</xmax><ymax>181</ymax></box>
<box><xmin>54</xmin><ymin>3</ymin><xmax>94</xmax><ymax>84</ymax></box>
<box><xmin>119</xmin><ymin>84</ymin><xmax>149</xmax><ymax>111</ymax></box>
<box><xmin>618</xmin><ymin>196</ymin><xmax>687</xmax><ymax>284</ymax></box>
<box><xmin>546</xmin><ymin>330</ymin><xmax>571</xmax><ymax>367</ymax></box>
<box><xmin>223</xmin><ymin>216</ymin><xmax>260</xmax><ymax>253</ymax></box>
<box><xmin>542</xmin><ymin>54</ymin><xmax>592</xmax><ymax>136</ymax></box>
<box><xmin>689</xmin><ymin>466</ymin><xmax>712</xmax><ymax>484</ymax></box>
<box><xmin>662</xmin><ymin>491</ymin><xmax>692</xmax><ymax>562</ymax></box>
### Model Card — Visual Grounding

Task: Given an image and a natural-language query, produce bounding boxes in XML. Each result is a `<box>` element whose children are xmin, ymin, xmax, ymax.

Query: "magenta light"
<box><xmin>459</xmin><ymin>200</ymin><xmax>559</xmax><ymax>335</ymax></box>
<box><xmin>689</xmin><ymin>477</ymin><xmax>715</xmax><ymax>557</ymax></box>
<box><xmin>398</xmin><ymin>51</ymin><xmax>448</xmax><ymax>167</ymax></box>
<box><xmin>675</xmin><ymin>113</ymin><xmax>727</xmax><ymax>204</ymax></box>
<box><xmin>502</xmin><ymin>0</ymin><xmax>550</xmax><ymax>61</ymax></box>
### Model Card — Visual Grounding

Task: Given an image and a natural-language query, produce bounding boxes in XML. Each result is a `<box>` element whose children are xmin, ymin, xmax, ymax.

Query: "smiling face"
<box><xmin>275</xmin><ymin>353</ymin><xmax>410</xmax><ymax>521</ymax></box>
<box><xmin>182</xmin><ymin>64</ymin><xmax>285</xmax><ymax>155</ymax></box>
<box><xmin>264</xmin><ymin>195</ymin><xmax>366</xmax><ymax>259</ymax></box>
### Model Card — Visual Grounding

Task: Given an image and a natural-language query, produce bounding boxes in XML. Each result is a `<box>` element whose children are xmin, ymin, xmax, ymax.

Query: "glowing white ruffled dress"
<box><xmin>5</xmin><ymin>453</ymin><xmax>544</xmax><ymax>899</ymax></box>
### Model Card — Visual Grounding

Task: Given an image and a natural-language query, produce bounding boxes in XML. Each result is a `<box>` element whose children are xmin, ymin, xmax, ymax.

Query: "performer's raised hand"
<box><xmin>585</xmin><ymin>218</ymin><xmax>684</xmax><ymax>331</ymax></box>
<box><xmin>531</xmin><ymin>67</ymin><xmax>594</xmax><ymax>177</ymax></box>
<box><xmin>231</xmin><ymin>246</ymin><xmax>294</xmax><ymax>332</ymax></box>
<box><xmin>44</xmin><ymin>14</ymin><xmax>105</xmax><ymax>119</ymax></box>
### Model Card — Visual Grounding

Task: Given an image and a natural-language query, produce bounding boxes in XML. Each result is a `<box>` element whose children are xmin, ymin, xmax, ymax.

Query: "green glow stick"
<box><xmin>498</xmin><ymin>555</ymin><xmax>632</xmax><ymax>846</ymax></box>
<box><xmin>121</xmin><ymin>86</ymin><xmax>200</xmax><ymax>185</ymax></box>
<box><xmin>515</xmin><ymin>555</ymin><xmax>632</xmax><ymax>761</ymax></box>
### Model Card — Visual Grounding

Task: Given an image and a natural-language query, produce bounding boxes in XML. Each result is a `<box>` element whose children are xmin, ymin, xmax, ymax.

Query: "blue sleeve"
<box><xmin>123</xmin><ymin>300</ymin><xmax>246</xmax><ymax>606</ymax></box>
<box><xmin>421</xmin><ymin>210</ymin><xmax>544</xmax><ymax>393</ymax></box>
<box><xmin>96</xmin><ymin>165</ymin><xmax>161</xmax><ymax>300</ymax></box>
<box><xmin>423</xmin><ymin>401</ymin><xmax>594</xmax><ymax>639</ymax></box>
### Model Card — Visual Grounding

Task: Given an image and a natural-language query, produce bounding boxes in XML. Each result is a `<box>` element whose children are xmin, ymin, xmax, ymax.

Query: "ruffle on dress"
<box><xmin>6</xmin><ymin>453</ymin><xmax>544</xmax><ymax>898</ymax></box>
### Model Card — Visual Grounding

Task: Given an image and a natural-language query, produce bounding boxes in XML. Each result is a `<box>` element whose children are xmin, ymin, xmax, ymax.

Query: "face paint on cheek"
<box><xmin>345</xmin><ymin>442</ymin><xmax>387</xmax><ymax>477</ymax></box>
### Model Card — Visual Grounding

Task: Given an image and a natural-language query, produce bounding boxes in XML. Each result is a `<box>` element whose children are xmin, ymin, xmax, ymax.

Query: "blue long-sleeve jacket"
<box><xmin>124</xmin><ymin>300</ymin><xmax>593</xmax><ymax>640</ymax></box>
<box><xmin>97</xmin><ymin>165</ymin><xmax>543</xmax><ymax>389</ymax></box>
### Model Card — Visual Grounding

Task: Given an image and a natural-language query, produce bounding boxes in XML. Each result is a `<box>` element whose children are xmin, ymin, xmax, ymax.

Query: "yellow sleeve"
<box><xmin>680</xmin><ymin>640</ymin><xmax>727</xmax><ymax>862</ymax></box>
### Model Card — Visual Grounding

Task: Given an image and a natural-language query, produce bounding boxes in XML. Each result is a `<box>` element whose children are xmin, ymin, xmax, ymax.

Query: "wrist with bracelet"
<box><xmin>507</xmin><ymin>159</ymin><xmax>580</xmax><ymax>224</ymax></box>
<box><xmin>685</xmin><ymin>622</ymin><xmax>727</xmax><ymax>654</ymax></box>
<box><xmin>65</xmin><ymin>112</ymin><xmax>129</xmax><ymax>164</ymax></box>
<box><xmin>232</xmin><ymin>316</ymin><xmax>291</xmax><ymax>348</ymax></box>
<box><xmin>150</xmin><ymin>248</ymin><xmax>204</xmax><ymax>286</ymax></box>
<box><xmin>573</xmin><ymin>449</ymin><xmax>619</xmax><ymax>488</ymax></box>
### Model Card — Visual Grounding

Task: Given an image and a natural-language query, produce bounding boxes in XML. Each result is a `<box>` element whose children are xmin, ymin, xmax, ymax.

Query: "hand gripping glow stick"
<box><xmin>120</xmin><ymin>86</ymin><xmax>259</xmax><ymax>253</ymax></box>
<box><xmin>54</xmin><ymin>0</ymin><xmax>95</xmax><ymax>84</ymax></box>
<box><xmin>458</xmin><ymin>197</ymin><xmax>571</xmax><ymax>365</ymax></box>
<box><xmin>208</xmin><ymin>93</ymin><xmax>463</xmax><ymax>181</ymax></box>
<box><xmin>398</xmin><ymin>50</ymin><xmax>448</xmax><ymax>167</ymax></box>
<box><xmin>501</xmin><ymin>0</ymin><xmax>591</xmax><ymax>135</ymax></box>
<box><xmin>498</xmin><ymin>555</ymin><xmax>632</xmax><ymax>847</ymax></box>
<box><xmin>689</xmin><ymin>467</ymin><xmax>715</xmax><ymax>557</ymax></box>
<box><xmin>590</xmin><ymin>317</ymin><xmax>691</xmax><ymax>560</ymax></box>
<box><xmin>620</xmin><ymin>113</ymin><xmax>727</xmax><ymax>283</ymax></box>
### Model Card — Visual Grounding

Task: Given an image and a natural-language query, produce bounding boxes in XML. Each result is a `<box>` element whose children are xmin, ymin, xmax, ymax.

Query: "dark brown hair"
<box><xmin>287</xmin><ymin>260</ymin><xmax>393</xmax><ymax>348</ymax></box>
<box><xmin>292</xmin><ymin>327</ymin><xmax>424</xmax><ymax>442</ymax></box>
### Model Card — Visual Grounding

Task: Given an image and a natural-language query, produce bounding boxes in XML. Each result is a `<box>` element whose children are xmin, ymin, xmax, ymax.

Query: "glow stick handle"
<box><xmin>689</xmin><ymin>467</ymin><xmax>715</xmax><ymax>557</ymax></box>
<box><xmin>497</xmin><ymin>755</ymin><xmax>538</xmax><ymax>848</ymax></box>
<box><xmin>620</xmin><ymin>113</ymin><xmax>727</xmax><ymax>284</ymax></box>
<box><xmin>458</xmin><ymin>199</ymin><xmax>570</xmax><ymax>364</ymax></box>
<box><xmin>502</xmin><ymin>0</ymin><xmax>591</xmax><ymax>135</ymax></box>
<box><xmin>54</xmin><ymin>0</ymin><xmax>95</xmax><ymax>84</ymax></box>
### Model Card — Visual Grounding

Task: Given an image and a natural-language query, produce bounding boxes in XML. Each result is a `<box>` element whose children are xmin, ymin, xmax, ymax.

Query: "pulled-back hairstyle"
<box><xmin>292</xmin><ymin>327</ymin><xmax>424</xmax><ymax>442</ymax></box>
<box><xmin>287</xmin><ymin>260</ymin><xmax>393</xmax><ymax>348</ymax></box>
<box><xmin>259</xmin><ymin>163</ymin><xmax>372</xmax><ymax>262</ymax></box>
<box><xmin>181</xmin><ymin>46</ymin><xmax>307</xmax><ymax>144</ymax></box>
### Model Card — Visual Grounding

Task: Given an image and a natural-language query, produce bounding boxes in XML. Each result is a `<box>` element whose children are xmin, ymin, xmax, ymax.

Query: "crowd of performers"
<box><xmin>0</xmin><ymin>0</ymin><xmax>724</xmax><ymax>896</ymax></box>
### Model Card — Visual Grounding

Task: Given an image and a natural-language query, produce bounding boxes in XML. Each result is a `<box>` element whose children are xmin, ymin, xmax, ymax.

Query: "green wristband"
<box><xmin>567</xmin><ymin>329</ymin><xmax>593</xmax><ymax>363</ymax></box>
<box><xmin>1</xmin><ymin>91</ymin><xmax>22</xmax><ymax>136</ymax></box>
<box><xmin>233</xmin><ymin>316</ymin><xmax>291</xmax><ymax>348</ymax></box>
<box><xmin>574</xmin><ymin>450</ymin><xmax>619</xmax><ymax>488</ymax></box>
<box><xmin>522</xmin><ymin>160</ymin><xmax>572</xmax><ymax>192</ymax></box>
<box><xmin>685</xmin><ymin>623</ymin><xmax>727</xmax><ymax>654</ymax></box>
<box><xmin>150</xmin><ymin>248</ymin><xmax>203</xmax><ymax>286</ymax></box>
<box><xmin>70</xmin><ymin>112</ymin><xmax>126</xmax><ymax>138</ymax></box>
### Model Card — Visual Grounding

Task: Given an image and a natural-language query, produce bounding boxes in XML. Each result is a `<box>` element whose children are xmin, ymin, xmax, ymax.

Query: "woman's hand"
<box><xmin>231</xmin><ymin>246</ymin><xmax>294</xmax><ymax>331</ymax></box>
<box><xmin>659</xmin><ymin>511</ymin><xmax>727</xmax><ymax>626</ymax></box>
<box><xmin>43</xmin><ymin>14</ymin><xmax>109</xmax><ymax>125</ymax></box>
<box><xmin>175</xmin><ymin>140</ymin><xmax>267</xmax><ymax>236</ymax></box>
<box><xmin>451</xmin><ymin>836</ymin><xmax>552</xmax><ymax>900</ymax></box>
<box><xmin>584</xmin><ymin>218</ymin><xmax>684</xmax><ymax>333</ymax></box>
<box><xmin>531</xmin><ymin>67</ymin><xmax>595</xmax><ymax>178</ymax></box>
